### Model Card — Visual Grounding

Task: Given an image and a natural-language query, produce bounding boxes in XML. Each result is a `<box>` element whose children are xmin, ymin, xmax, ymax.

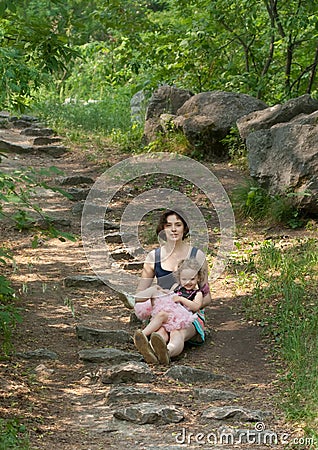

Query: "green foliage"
<box><xmin>231</xmin><ymin>179</ymin><xmax>305</xmax><ymax>228</ymax></box>
<box><xmin>143</xmin><ymin>130</ymin><xmax>195</xmax><ymax>157</ymax></box>
<box><xmin>221</xmin><ymin>128</ymin><xmax>247</xmax><ymax>169</ymax></box>
<box><xmin>241</xmin><ymin>239</ymin><xmax>318</xmax><ymax>427</ymax></box>
<box><xmin>0</xmin><ymin>0</ymin><xmax>78</xmax><ymax>110</ymax></box>
<box><xmin>35</xmin><ymin>91</ymin><xmax>132</xmax><ymax>133</ymax></box>
<box><xmin>2</xmin><ymin>0</ymin><xmax>318</xmax><ymax>112</ymax></box>
<box><xmin>231</xmin><ymin>179</ymin><xmax>272</xmax><ymax>220</ymax></box>
<box><xmin>0</xmin><ymin>418</ymin><xmax>30</xmax><ymax>449</ymax></box>
<box><xmin>0</xmin><ymin>158</ymin><xmax>76</xmax><ymax>355</ymax></box>
<box><xmin>0</xmin><ymin>269</ymin><xmax>22</xmax><ymax>357</ymax></box>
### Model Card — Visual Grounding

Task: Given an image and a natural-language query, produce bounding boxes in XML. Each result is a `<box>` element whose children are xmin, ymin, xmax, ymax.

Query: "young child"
<box><xmin>133</xmin><ymin>258</ymin><xmax>205</xmax><ymax>364</ymax></box>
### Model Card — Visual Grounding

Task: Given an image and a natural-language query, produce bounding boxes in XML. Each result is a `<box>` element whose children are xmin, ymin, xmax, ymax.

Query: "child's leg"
<box><xmin>142</xmin><ymin>311</ymin><xmax>169</xmax><ymax>336</ymax></box>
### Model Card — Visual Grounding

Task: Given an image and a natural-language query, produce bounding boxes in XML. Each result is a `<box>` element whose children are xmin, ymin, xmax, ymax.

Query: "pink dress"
<box><xmin>134</xmin><ymin>292</ymin><xmax>197</xmax><ymax>332</ymax></box>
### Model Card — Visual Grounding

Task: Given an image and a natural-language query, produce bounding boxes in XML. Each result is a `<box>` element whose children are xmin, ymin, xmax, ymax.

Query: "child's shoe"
<box><xmin>134</xmin><ymin>330</ymin><xmax>158</xmax><ymax>364</ymax></box>
<box><xmin>150</xmin><ymin>332</ymin><xmax>170</xmax><ymax>365</ymax></box>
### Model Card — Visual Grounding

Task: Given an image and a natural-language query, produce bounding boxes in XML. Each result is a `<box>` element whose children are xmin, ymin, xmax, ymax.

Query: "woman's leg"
<box><xmin>167</xmin><ymin>325</ymin><xmax>196</xmax><ymax>358</ymax></box>
<box><xmin>142</xmin><ymin>311</ymin><xmax>169</xmax><ymax>336</ymax></box>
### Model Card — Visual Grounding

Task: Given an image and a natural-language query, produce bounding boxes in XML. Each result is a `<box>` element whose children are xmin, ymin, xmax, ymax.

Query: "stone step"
<box><xmin>21</xmin><ymin>127</ymin><xmax>54</xmax><ymax>136</ymax></box>
<box><xmin>76</xmin><ymin>325</ymin><xmax>132</xmax><ymax>344</ymax></box>
<box><xmin>33</xmin><ymin>144</ymin><xmax>68</xmax><ymax>157</ymax></box>
<box><xmin>111</xmin><ymin>248</ymin><xmax>135</xmax><ymax>261</ymax></box>
<box><xmin>33</xmin><ymin>136</ymin><xmax>62</xmax><ymax>146</ymax></box>
<box><xmin>56</xmin><ymin>175</ymin><xmax>95</xmax><ymax>186</ymax></box>
<box><xmin>63</xmin><ymin>275</ymin><xmax>105</xmax><ymax>288</ymax></box>
<box><xmin>66</xmin><ymin>187</ymin><xmax>91</xmax><ymax>201</ymax></box>
<box><xmin>123</xmin><ymin>261</ymin><xmax>144</xmax><ymax>271</ymax></box>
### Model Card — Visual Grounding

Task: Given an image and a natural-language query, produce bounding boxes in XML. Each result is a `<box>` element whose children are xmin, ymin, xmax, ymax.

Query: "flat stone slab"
<box><xmin>106</xmin><ymin>386</ymin><xmax>160</xmax><ymax>405</ymax></box>
<box><xmin>34</xmin><ymin>145</ymin><xmax>68</xmax><ymax>157</ymax></box>
<box><xmin>76</xmin><ymin>326</ymin><xmax>132</xmax><ymax>344</ymax></box>
<box><xmin>101</xmin><ymin>361</ymin><xmax>155</xmax><ymax>384</ymax></box>
<box><xmin>33</xmin><ymin>136</ymin><xmax>62</xmax><ymax>145</ymax></box>
<box><xmin>78</xmin><ymin>348</ymin><xmax>141</xmax><ymax>364</ymax></box>
<box><xmin>110</xmin><ymin>248</ymin><xmax>135</xmax><ymax>261</ymax></box>
<box><xmin>113</xmin><ymin>402</ymin><xmax>184</xmax><ymax>424</ymax></box>
<box><xmin>16</xmin><ymin>348</ymin><xmax>58</xmax><ymax>360</ymax></box>
<box><xmin>202</xmin><ymin>406</ymin><xmax>272</xmax><ymax>422</ymax></box>
<box><xmin>165</xmin><ymin>365</ymin><xmax>229</xmax><ymax>383</ymax></box>
<box><xmin>56</xmin><ymin>175</ymin><xmax>94</xmax><ymax>185</ymax></box>
<box><xmin>193</xmin><ymin>388</ymin><xmax>239</xmax><ymax>402</ymax></box>
<box><xmin>123</xmin><ymin>261</ymin><xmax>144</xmax><ymax>270</ymax></box>
<box><xmin>63</xmin><ymin>275</ymin><xmax>105</xmax><ymax>288</ymax></box>
<box><xmin>21</xmin><ymin>127</ymin><xmax>54</xmax><ymax>136</ymax></box>
<box><xmin>66</xmin><ymin>187</ymin><xmax>90</xmax><ymax>201</ymax></box>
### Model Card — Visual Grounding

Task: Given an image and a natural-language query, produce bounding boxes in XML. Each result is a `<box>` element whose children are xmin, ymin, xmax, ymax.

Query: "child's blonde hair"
<box><xmin>174</xmin><ymin>258</ymin><xmax>205</xmax><ymax>285</ymax></box>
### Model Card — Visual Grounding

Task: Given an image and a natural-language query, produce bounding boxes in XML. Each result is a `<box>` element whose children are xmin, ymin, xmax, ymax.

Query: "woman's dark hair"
<box><xmin>156</xmin><ymin>209</ymin><xmax>189</xmax><ymax>240</ymax></box>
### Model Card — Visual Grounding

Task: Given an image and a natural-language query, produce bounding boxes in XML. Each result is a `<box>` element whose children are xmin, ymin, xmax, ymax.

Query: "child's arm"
<box><xmin>172</xmin><ymin>291</ymin><xmax>203</xmax><ymax>312</ymax></box>
<box><xmin>135</xmin><ymin>285</ymin><xmax>167</xmax><ymax>302</ymax></box>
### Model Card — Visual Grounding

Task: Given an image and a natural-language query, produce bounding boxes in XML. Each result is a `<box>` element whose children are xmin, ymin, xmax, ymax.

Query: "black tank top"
<box><xmin>154</xmin><ymin>247</ymin><xmax>198</xmax><ymax>290</ymax></box>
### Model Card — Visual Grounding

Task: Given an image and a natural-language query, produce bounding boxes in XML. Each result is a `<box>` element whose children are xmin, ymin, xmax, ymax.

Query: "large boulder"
<box><xmin>142</xmin><ymin>85</ymin><xmax>193</xmax><ymax>144</ymax></box>
<box><xmin>247</xmin><ymin>111</ymin><xmax>318</xmax><ymax>214</ymax></box>
<box><xmin>237</xmin><ymin>94</ymin><xmax>318</xmax><ymax>140</ymax></box>
<box><xmin>174</xmin><ymin>91</ymin><xmax>267</xmax><ymax>158</ymax></box>
<box><xmin>146</xmin><ymin>85</ymin><xmax>193</xmax><ymax>120</ymax></box>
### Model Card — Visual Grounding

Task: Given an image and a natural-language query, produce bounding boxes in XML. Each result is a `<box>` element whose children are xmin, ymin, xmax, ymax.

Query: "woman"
<box><xmin>133</xmin><ymin>209</ymin><xmax>212</xmax><ymax>364</ymax></box>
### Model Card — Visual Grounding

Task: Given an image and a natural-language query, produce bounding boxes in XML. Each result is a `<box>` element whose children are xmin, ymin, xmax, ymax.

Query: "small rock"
<box><xmin>113</xmin><ymin>402</ymin><xmax>184</xmax><ymax>424</ymax></box>
<box><xmin>67</xmin><ymin>187</ymin><xmax>90</xmax><ymax>201</ymax></box>
<box><xmin>36</xmin><ymin>145</ymin><xmax>68</xmax><ymax>157</ymax></box>
<box><xmin>165</xmin><ymin>365</ymin><xmax>228</xmax><ymax>383</ymax></box>
<box><xmin>76</xmin><ymin>326</ymin><xmax>132</xmax><ymax>344</ymax></box>
<box><xmin>123</xmin><ymin>261</ymin><xmax>144</xmax><ymax>271</ymax></box>
<box><xmin>21</xmin><ymin>127</ymin><xmax>54</xmax><ymax>136</ymax></box>
<box><xmin>16</xmin><ymin>348</ymin><xmax>58</xmax><ymax>360</ymax></box>
<box><xmin>33</xmin><ymin>136</ymin><xmax>62</xmax><ymax>146</ymax></box>
<box><xmin>202</xmin><ymin>406</ymin><xmax>272</xmax><ymax>422</ymax></box>
<box><xmin>78</xmin><ymin>348</ymin><xmax>141</xmax><ymax>364</ymax></box>
<box><xmin>101</xmin><ymin>361</ymin><xmax>155</xmax><ymax>384</ymax></box>
<box><xmin>110</xmin><ymin>248</ymin><xmax>135</xmax><ymax>261</ymax></box>
<box><xmin>63</xmin><ymin>275</ymin><xmax>105</xmax><ymax>288</ymax></box>
<box><xmin>71</xmin><ymin>201</ymin><xmax>85</xmax><ymax>215</ymax></box>
<box><xmin>56</xmin><ymin>175</ymin><xmax>94</xmax><ymax>186</ymax></box>
<box><xmin>193</xmin><ymin>388</ymin><xmax>239</xmax><ymax>402</ymax></box>
<box><xmin>106</xmin><ymin>386</ymin><xmax>160</xmax><ymax>405</ymax></box>
<box><xmin>34</xmin><ymin>364</ymin><xmax>55</xmax><ymax>378</ymax></box>
<box><xmin>104</xmin><ymin>232</ymin><xmax>123</xmax><ymax>244</ymax></box>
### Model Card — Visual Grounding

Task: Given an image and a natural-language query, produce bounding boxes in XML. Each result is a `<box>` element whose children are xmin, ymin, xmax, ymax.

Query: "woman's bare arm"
<box><xmin>196</xmin><ymin>250</ymin><xmax>212</xmax><ymax>307</ymax></box>
<box><xmin>135</xmin><ymin>250</ymin><xmax>156</xmax><ymax>292</ymax></box>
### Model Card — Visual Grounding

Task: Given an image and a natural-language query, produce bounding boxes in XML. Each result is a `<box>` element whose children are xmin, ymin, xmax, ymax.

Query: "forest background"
<box><xmin>1</xmin><ymin>0</ymin><xmax>318</xmax><ymax>448</ymax></box>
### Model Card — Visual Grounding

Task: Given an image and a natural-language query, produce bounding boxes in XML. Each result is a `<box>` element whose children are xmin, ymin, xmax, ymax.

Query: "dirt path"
<box><xmin>0</xmin><ymin>125</ymin><xmax>293</xmax><ymax>449</ymax></box>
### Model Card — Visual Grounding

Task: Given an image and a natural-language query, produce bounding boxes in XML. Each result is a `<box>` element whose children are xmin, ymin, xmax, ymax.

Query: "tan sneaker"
<box><xmin>150</xmin><ymin>332</ymin><xmax>170</xmax><ymax>365</ymax></box>
<box><xmin>117</xmin><ymin>292</ymin><xmax>135</xmax><ymax>309</ymax></box>
<box><xmin>134</xmin><ymin>330</ymin><xmax>158</xmax><ymax>364</ymax></box>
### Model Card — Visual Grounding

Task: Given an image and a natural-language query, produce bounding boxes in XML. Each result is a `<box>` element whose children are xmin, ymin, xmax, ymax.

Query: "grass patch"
<box><xmin>0</xmin><ymin>418</ymin><xmax>30</xmax><ymax>449</ymax></box>
<box><xmin>235</xmin><ymin>238</ymin><xmax>318</xmax><ymax>436</ymax></box>
<box><xmin>231</xmin><ymin>179</ymin><xmax>305</xmax><ymax>228</ymax></box>
<box><xmin>31</xmin><ymin>87</ymin><xmax>144</xmax><ymax>155</ymax></box>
